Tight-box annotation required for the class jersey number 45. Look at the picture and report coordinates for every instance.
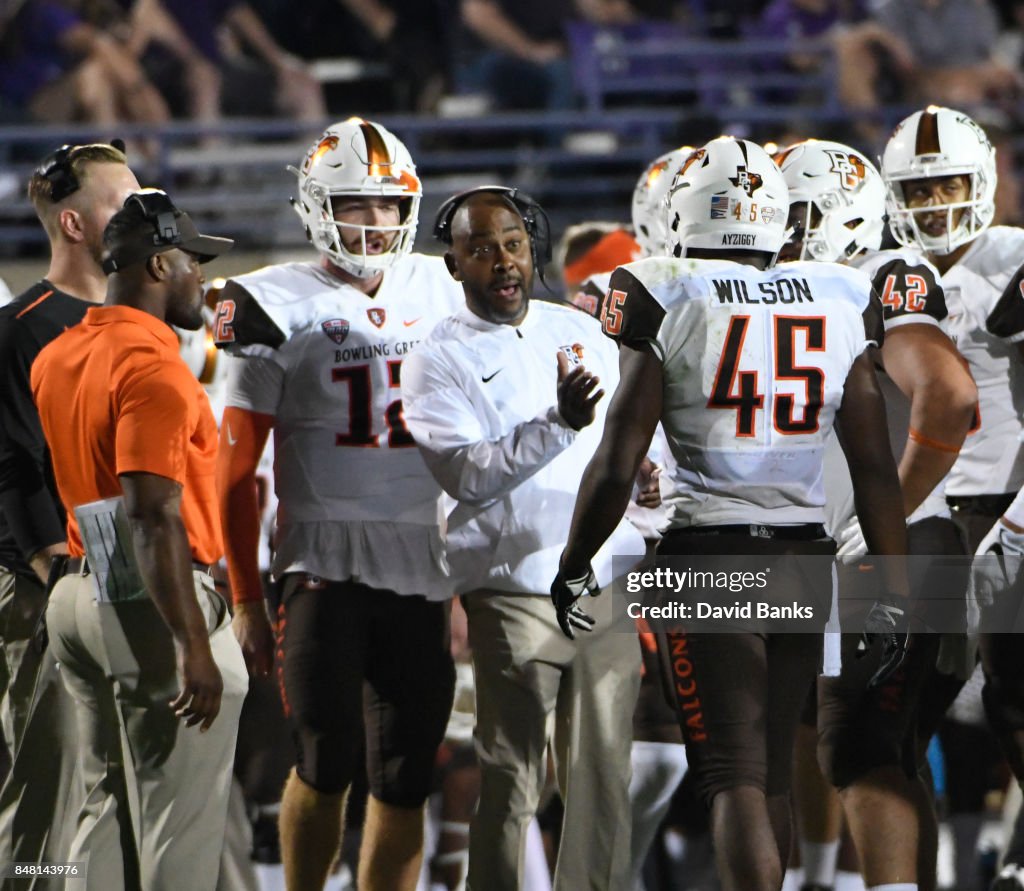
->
[708,315,826,438]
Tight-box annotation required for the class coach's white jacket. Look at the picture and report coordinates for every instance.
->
[402,301,645,595]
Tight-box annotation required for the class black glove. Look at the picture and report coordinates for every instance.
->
[859,592,909,688]
[550,565,600,640]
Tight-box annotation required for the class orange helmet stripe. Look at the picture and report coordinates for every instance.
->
[361,122,393,178]
[916,109,940,155]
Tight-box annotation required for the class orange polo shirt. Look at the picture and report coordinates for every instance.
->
[31,305,222,564]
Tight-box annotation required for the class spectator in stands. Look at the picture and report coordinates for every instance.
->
[756,0,918,146]
[0,0,170,129]
[126,0,324,123]
[836,0,1020,140]
[324,0,453,112]
[456,0,642,111]
[758,0,872,73]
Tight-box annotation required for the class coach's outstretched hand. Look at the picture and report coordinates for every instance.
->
[551,565,600,640]
[556,351,604,431]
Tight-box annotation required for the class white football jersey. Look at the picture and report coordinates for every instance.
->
[215,255,465,596]
[940,226,1024,496]
[402,300,645,594]
[604,256,879,527]
[823,247,953,539]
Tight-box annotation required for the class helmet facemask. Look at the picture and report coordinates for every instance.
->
[881,107,996,255]
[886,170,989,255]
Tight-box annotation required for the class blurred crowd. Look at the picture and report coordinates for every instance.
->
[3,0,1024,124]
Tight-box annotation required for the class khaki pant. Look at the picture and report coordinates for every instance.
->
[0,567,79,890]
[463,590,640,891]
[46,570,247,891]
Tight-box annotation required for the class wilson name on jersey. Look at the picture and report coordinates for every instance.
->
[214,257,464,525]
[604,256,878,526]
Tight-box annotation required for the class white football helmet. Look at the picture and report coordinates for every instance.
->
[881,106,996,254]
[290,118,421,278]
[667,137,789,259]
[775,139,885,262]
[631,147,691,257]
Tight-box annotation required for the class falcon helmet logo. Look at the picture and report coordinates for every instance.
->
[321,318,350,344]
[729,166,763,197]
[645,159,671,189]
[367,308,387,328]
[302,135,339,174]
[825,150,867,191]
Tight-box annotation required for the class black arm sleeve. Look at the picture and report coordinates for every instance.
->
[872,258,947,325]
[0,315,66,561]
[863,289,885,347]
[986,260,1024,341]
[213,281,287,349]
[603,267,666,348]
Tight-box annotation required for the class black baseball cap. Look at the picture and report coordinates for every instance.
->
[101,189,233,274]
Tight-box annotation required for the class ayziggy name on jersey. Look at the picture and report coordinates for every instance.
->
[712,278,813,305]
[721,233,756,246]
[334,339,420,363]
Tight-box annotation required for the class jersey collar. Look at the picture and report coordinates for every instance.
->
[455,303,537,333]
[83,304,180,349]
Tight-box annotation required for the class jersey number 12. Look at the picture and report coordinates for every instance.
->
[332,360,414,447]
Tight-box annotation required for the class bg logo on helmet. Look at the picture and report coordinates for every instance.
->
[825,151,867,191]
[729,166,763,197]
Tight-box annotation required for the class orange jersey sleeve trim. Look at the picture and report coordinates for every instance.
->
[15,290,53,319]
[217,406,274,605]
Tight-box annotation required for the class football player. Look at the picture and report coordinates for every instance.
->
[553,136,909,891]
[882,105,1024,891]
[213,118,464,891]
[631,146,693,260]
[777,138,977,891]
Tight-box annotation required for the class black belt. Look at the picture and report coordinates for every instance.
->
[946,494,1016,516]
[62,556,212,576]
[668,523,829,541]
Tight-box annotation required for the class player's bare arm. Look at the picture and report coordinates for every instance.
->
[122,471,223,731]
[835,352,909,565]
[560,342,662,577]
[880,324,977,516]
